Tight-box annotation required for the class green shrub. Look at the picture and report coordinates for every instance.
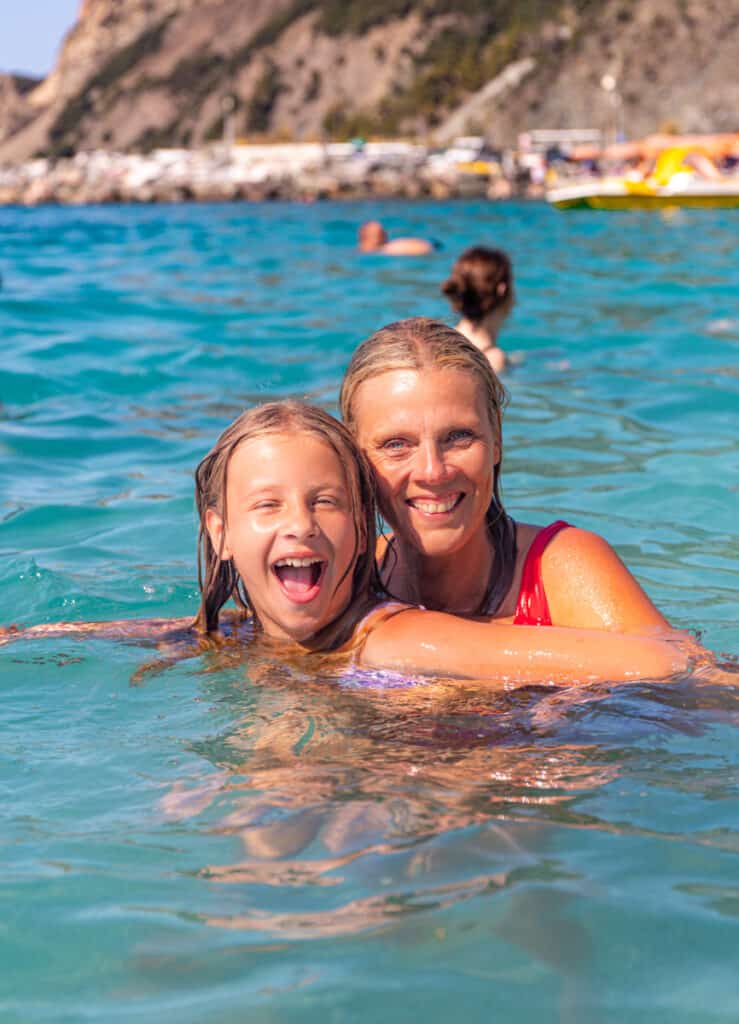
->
[47,16,174,156]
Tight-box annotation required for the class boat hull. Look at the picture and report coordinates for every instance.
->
[548,180,739,211]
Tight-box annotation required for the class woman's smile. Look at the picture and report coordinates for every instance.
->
[406,490,464,516]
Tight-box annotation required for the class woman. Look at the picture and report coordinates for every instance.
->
[441,246,514,373]
[340,317,672,633]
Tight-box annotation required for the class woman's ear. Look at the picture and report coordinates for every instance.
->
[206,508,231,560]
[496,281,508,297]
[491,433,502,467]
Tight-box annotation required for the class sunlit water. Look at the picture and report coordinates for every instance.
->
[1,200,737,1022]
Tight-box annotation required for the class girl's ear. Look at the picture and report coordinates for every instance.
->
[496,281,508,297]
[205,508,231,560]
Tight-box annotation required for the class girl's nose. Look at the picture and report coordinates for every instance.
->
[283,501,318,539]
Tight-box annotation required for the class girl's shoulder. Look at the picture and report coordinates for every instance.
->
[353,600,412,641]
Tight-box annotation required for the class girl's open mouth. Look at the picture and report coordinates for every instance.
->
[272,556,326,603]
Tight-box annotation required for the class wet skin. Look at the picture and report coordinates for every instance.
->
[352,366,500,612]
[205,433,363,643]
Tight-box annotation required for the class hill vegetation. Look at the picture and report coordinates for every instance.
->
[0,0,736,161]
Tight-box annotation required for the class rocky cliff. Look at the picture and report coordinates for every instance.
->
[0,0,737,161]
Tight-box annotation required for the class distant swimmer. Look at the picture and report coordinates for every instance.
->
[442,246,514,374]
[358,220,437,256]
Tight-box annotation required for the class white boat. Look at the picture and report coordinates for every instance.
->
[547,174,739,210]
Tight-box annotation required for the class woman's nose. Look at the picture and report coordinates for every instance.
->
[415,441,451,485]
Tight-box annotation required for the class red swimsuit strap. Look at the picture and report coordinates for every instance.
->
[513,520,572,626]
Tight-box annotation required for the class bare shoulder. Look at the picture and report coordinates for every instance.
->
[545,525,624,566]
[486,347,506,375]
[382,237,433,256]
[541,526,671,631]
[358,605,434,670]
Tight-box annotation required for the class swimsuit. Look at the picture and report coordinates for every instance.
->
[379,520,573,626]
[512,520,572,626]
[340,599,420,689]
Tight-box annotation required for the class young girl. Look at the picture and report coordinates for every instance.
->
[1,401,694,686]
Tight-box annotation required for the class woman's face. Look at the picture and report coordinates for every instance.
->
[206,431,362,642]
[351,367,499,560]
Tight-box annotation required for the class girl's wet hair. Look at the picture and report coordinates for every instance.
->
[194,401,378,649]
[340,317,516,616]
[441,246,513,324]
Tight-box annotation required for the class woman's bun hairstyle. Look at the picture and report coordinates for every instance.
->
[442,246,513,323]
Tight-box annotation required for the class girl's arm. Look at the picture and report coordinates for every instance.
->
[541,528,671,633]
[0,609,253,648]
[0,617,195,646]
[359,608,691,685]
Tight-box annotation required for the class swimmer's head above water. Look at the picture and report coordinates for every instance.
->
[340,316,515,613]
[194,401,377,646]
[358,220,436,256]
[442,246,514,324]
[358,220,389,252]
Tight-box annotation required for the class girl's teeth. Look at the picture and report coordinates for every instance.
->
[274,557,321,568]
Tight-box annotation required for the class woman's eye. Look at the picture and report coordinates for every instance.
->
[381,438,409,453]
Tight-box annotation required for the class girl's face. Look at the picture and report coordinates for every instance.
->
[206,432,363,643]
[352,367,499,560]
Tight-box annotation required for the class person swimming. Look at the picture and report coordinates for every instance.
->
[340,318,674,633]
[358,220,437,256]
[1,400,694,686]
[441,246,514,374]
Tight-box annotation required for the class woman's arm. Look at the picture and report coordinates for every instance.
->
[541,528,671,633]
[359,608,690,685]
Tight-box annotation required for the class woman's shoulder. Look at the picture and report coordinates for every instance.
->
[539,524,618,567]
[537,525,671,631]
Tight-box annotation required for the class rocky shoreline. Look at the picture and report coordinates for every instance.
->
[0,141,541,206]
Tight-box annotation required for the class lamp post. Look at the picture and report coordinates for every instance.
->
[600,74,623,145]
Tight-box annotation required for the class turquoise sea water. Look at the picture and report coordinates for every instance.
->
[1,199,737,1022]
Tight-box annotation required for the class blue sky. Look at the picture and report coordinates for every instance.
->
[0,0,80,77]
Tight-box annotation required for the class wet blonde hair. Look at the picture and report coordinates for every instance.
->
[340,317,516,615]
[194,401,379,650]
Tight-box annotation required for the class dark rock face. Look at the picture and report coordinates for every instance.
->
[0,0,737,161]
